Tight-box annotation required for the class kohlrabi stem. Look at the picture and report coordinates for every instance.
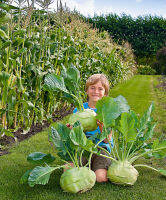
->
[133,164,159,172]
[126,141,135,160]
[63,144,76,167]
[112,130,120,160]
[75,149,79,168]
[89,148,117,162]
[80,149,84,167]
[88,152,93,170]
[107,134,116,159]
[122,134,125,161]
[97,145,112,157]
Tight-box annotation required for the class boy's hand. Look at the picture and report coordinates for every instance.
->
[66,123,73,129]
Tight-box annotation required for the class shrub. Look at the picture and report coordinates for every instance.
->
[152,46,166,75]
[137,65,156,75]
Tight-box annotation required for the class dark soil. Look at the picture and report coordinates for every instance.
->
[0,105,74,156]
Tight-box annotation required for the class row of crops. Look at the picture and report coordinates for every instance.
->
[0,4,136,137]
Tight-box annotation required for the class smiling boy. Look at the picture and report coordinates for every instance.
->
[71,74,113,182]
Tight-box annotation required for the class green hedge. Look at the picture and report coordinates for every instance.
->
[88,14,166,60]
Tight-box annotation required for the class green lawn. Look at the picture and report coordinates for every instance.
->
[0,75,166,200]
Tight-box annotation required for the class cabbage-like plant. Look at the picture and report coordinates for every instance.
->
[69,109,97,132]
[44,64,97,132]
[70,96,166,186]
[21,122,97,193]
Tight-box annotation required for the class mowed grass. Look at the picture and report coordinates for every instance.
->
[0,75,166,200]
[110,75,154,115]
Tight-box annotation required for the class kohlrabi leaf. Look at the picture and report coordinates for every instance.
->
[114,95,130,113]
[44,73,69,93]
[70,124,97,152]
[20,169,33,184]
[70,125,87,146]
[152,140,166,159]
[139,102,154,134]
[49,124,75,162]
[118,112,137,142]
[96,97,121,128]
[27,152,55,164]
[28,166,61,187]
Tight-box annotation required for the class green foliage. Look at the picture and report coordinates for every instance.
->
[27,152,55,164]
[20,122,97,192]
[88,14,166,61]
[152,46,166,75]
[70,96,166,185]
[137,65,156,75]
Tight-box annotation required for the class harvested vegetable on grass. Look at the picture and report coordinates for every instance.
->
[21,122,97,193]
[70,96,166,186]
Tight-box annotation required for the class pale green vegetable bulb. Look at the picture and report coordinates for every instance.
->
[69,109,97,132]
[60,167,96,193]
[107,161,139,185]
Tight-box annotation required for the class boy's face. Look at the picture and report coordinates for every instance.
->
[87,81,105,103]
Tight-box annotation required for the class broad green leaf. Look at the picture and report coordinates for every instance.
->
[27,152,55,164]
[28,166,61,187]
[66,64,80,84]
[49,124,75,161]
[44,74,69,93]
[63,64,80,96]
[114,95,130,113]
[49,127,62,149]
[20,169,32,184]
[96,97,121,128]
[139,102,154,133]
[70,125,87,147]
[118,112,137,142]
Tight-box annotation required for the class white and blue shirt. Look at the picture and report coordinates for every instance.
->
[73,102,113,153]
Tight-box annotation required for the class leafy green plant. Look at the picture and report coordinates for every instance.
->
[137,65,156,75]
[70,96,166,185]
[21,122,96,193]
[44,64,98,132]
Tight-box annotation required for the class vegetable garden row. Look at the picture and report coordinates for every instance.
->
[0,4,136,138]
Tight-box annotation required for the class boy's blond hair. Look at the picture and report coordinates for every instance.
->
[85,74,110,96]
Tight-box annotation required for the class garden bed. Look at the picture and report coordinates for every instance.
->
[0,105,74,156]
